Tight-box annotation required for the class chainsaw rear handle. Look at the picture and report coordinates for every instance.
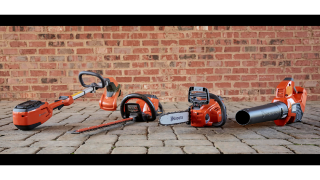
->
[120,93,157,121]
[78,71,107,89]
[209,93,227,127]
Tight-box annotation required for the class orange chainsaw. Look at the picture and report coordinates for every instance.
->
[12,71,121,130]
[235,77,307,126]
[159,87,227,127]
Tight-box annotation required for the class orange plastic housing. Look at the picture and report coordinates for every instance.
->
[190,99,222,127]
[99,77,120,111]
[13,95,74,127]
[272,79,307,126]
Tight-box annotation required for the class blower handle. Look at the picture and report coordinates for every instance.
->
[78,71,107,89]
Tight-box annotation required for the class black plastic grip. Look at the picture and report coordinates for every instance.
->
[78,71,106,89]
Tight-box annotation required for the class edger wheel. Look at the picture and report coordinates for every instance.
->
[209,93,227,127]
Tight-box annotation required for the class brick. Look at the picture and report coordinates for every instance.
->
[124,70,141,76]
[286,39,301,45]
[196,68,213,74]
[20,34,37,40]
[93,33,111,39]
[115,48,131,54]
[296,31,310,37]
[224,46,240,52]
[11,70,29,77]
[75,34,92,39]
[3,34,19,40]
[102,26,119,31]
[39,49,55,54]
[234,82,249,88]
[233,39,249,45]
[133,48,149,54]
[303,67,318,73]
[203,32,221,38]
[3,49,18,55]
[241,32,257,38]
[215,82,231,88]
[206,75,222,81]
[10,56,28,62]
[295,46,311,51]
[224,61,240,67]
[49,70,65,76]
[143,69,159,75]
[259,32,275,38]
[224,75,240,81]
[133,77,149,82]
[105,40,120,46]
[19,49,37,54]
[112,33,129,39]
[259,75,274,81]
[65,26,82,31]
[83,26,101,31]
[277,46,294,52]
[214,68,230,74]
[179,40,196,45]
[241,75,258,81]
[67,41,83,47]
[285,67,302,73]
[250,68,266,74]
[51,85,68,91]
[30,70,47,76]
[215,54,232,60]
[77,48,93,54]
[10,41,27,47]
[96,47,112,54]
[40,63,56,69]
[269,39,284,45]
[260,46,276,52]
[277,32,293,38]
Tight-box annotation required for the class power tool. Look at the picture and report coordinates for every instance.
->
[71,93,164,134]
[159,87,227,127]
[12,71,121,130]
[235,77,307,126]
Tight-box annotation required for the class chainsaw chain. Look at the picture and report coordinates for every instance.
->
[73,119,134,134]
[158,109,189,126]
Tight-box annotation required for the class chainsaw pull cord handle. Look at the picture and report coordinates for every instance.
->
[120,93,157,121]
[78,71,107,89]
[209,93,227,127]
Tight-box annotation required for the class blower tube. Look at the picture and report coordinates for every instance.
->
[235,101,288,125]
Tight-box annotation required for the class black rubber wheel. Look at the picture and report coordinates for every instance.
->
[120,93,157,121]
[209,93,227,127]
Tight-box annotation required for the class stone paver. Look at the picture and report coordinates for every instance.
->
[255,130,293,139]
[26,132,65,141]
[289,134,320,139]
[286,145,320,154]
[0,134,33,141]
[148,147,184,154]
[37,147,77,154]
[214,142,257,154]
[177,134,207,140]
[165,140,212,146]
[31,141,83,147]
[85,135,118,144]
[232,131,266,139]
[173,127,198,134]
[206,134,240,142]
[111,147,147,154]
[287,139,320,145]
[148,133,177,140]
[115,140,163,147]
[75,143,112,154]
[57,133,89,141]
[252,146,293,154]
[119,135,147,140]
[0,141,34,148]
[0,147,40,154]
[243,139,292,146]
[184,146,220,154]
[148,126,173,134]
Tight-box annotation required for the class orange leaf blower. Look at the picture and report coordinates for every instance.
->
[235,77,307,126]
[12,71,121,130]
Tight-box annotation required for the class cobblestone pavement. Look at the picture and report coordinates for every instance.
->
[1,100,320,154]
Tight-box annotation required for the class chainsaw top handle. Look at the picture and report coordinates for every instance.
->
[188,86,210,108]
[78,71,107,89]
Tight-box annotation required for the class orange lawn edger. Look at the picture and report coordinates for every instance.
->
[13,70,164,132]
[235,77,307,126]
[159,87,227,127]
[12,71,121,130]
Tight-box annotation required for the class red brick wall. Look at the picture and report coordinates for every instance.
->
[0,26,319,102]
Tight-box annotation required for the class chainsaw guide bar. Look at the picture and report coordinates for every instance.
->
[159,110,189,126]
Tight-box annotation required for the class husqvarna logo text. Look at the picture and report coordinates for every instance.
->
[171,116,183,121]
